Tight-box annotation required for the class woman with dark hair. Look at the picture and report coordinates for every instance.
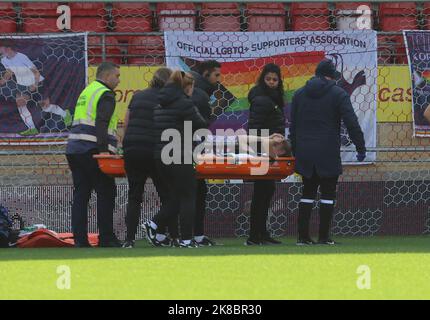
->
[246,63,286,245]
[122,67,173,248]
[145,71,208,248]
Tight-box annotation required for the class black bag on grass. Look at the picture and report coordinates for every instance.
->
[0,205,12,247]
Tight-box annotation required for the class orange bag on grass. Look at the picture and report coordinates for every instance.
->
[16,229,99,248]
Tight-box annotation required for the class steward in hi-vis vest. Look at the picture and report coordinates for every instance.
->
[66,62,122,248]
[68,80,119,153]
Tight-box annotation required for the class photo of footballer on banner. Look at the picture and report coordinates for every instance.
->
[404,30,430,137]
[0,34,87,144]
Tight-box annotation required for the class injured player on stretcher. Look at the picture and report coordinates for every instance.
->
[195,133,292,163]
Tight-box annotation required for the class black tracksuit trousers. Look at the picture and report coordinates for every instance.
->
[124,150,171,241]
[152,161,197,240]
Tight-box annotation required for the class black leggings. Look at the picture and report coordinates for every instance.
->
[152,161,197,240]
[163,178,206,239]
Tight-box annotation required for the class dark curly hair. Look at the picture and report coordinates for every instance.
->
[256,63,285,107]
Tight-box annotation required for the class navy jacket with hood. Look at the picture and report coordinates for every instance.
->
[289,76,366,178]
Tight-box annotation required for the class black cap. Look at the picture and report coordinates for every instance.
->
[315,59,341,80]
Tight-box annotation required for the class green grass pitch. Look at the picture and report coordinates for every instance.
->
[1,236,429,300]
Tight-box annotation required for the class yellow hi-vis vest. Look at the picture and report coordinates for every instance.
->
[68,81,118,153]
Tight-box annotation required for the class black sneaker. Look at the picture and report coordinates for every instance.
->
[262,236,282,245]
[244,238,263,246]
[178,240,199,248]
[143,221,158,246]
[122,240,135,249]
[317,239,338,245]
[195,236,216,246]
[296,238,317,246]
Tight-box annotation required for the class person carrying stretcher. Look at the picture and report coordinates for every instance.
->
[289,59,366,246]
[246,63,287,246]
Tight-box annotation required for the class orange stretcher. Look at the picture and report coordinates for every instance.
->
[93,154,295,180]
[195,155,295,180]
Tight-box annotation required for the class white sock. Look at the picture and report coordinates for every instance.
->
[320,199,335,205]
[150,221,158,230]
[156,234,166,242]
[182,239,191,245]
[43,104,66,117]
[194,235,204,242]
[18,105,36,129]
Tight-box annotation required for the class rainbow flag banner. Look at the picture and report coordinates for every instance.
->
[219,51,326,112]
[165,31,377,163]
[404,30,430,137]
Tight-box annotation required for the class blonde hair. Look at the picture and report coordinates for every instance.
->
[168,70,194,90]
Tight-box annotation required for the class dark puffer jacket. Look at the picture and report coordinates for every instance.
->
[123,87,160,155]
[247,85,286,135]
[153,83,208,161]
[289,76,366,178]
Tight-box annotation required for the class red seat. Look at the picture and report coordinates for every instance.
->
[423,3,430,30]
[69,3,105,16]
[22,17,59,33]
[0,20,16,33]
[379,2,417,31]
[21,2,59,33]
[246,3,285,31]
[377,35,396,65]
[71,17,107,32]
[0,2,14,10]
[127,56,165,66]
[379,2,416,15]
[112,3,152,32]
[290,3,330,31]
[377,35,408,65]
[335,2,373,30]
[378,3,416,63]
[0,3,17,33]
[200,3,241,31]
[69,3,107,32]
[21,2,58,15]
[157,3,196,31]
[128,36,165,66]
[392,35,408,65]
[87,36,123,65]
